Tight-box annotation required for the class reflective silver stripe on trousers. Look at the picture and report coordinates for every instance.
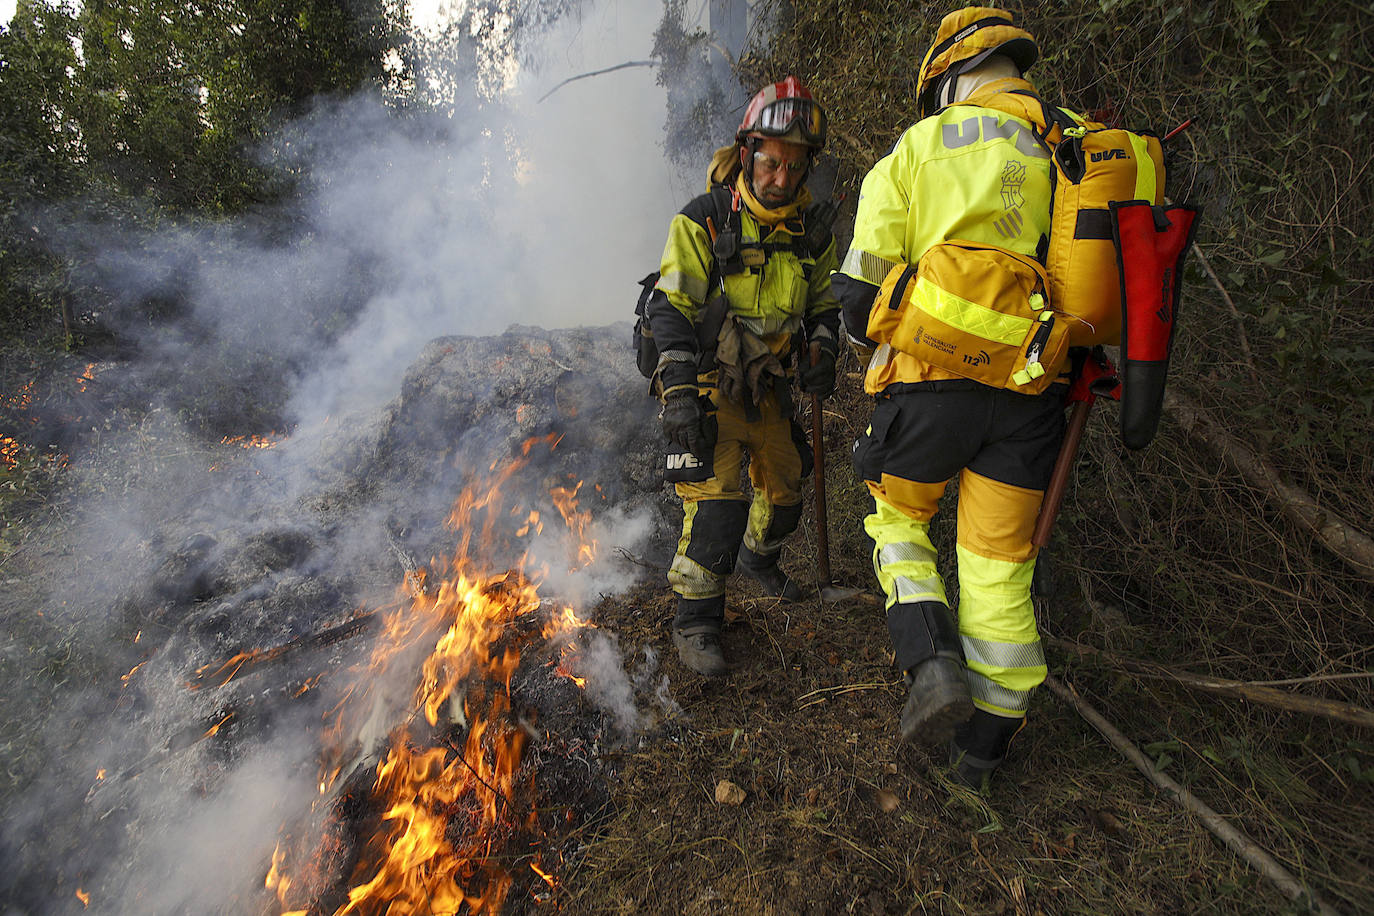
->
[879,542,935,566]
[668,554,726,600]
[894,575,943,602]
[961,634,1045,671]
[966,670,1031,713]
[877,542,943,601]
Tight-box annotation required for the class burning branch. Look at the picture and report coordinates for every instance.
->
[265,436,601,914]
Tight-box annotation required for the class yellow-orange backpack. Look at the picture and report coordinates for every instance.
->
[870,92,1168,394]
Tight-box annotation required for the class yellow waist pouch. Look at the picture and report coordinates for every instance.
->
[866,240,1070,395]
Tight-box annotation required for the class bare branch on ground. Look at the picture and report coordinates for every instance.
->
[1048,637,1374,730]
[1046,674,1343,916]
[1167,390,1374,581]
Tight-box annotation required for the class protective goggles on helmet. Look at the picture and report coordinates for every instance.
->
[747,98,827,147]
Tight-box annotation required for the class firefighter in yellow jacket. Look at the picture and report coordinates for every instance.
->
[834,8,1065,787]
[647,77,841,677]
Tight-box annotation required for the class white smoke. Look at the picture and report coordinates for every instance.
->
[567,629,642,733]
[2,2,726,913]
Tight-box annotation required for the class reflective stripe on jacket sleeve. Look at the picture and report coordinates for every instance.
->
[654,208,715,325]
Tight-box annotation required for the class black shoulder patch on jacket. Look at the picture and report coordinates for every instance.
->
[680,191,722,232]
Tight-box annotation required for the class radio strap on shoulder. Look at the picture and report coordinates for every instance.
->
[708,184,743,280]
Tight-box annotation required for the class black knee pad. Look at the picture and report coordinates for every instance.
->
[763,501,804,543]
[684,499,750,576]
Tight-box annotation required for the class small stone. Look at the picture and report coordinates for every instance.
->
[714,779,746,805]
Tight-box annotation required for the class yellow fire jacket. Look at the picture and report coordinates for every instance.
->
[837,79,1081,394]
[648,149,841,394]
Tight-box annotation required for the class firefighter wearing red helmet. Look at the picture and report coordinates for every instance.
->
[645,76,841,677]
[834,7,1088,788]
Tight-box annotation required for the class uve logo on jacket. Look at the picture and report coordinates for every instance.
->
[662,441,714,483]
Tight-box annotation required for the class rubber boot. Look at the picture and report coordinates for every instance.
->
[899,652,973,745]
[672,595,728,677]
[737,544,804,601]
[949,709,1025,789]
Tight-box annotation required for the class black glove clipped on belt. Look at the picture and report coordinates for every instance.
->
[661,386,714,459]
[800,341,838,398]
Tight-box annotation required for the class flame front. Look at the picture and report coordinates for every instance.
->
[221,432,283,449]
[271,438,595,914]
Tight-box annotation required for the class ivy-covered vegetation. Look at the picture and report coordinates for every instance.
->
[739,1,1373,910]
[0,0,409,344]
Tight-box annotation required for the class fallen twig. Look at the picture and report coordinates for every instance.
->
[1048,637,1374,729]
[795,681,890,708]
[187,611,380,690]
[1191,243,1259,385]
[1166,390,1374,582]
[613,546,667,572]
[1045,674,1342,916]
[1046,674,1344,911]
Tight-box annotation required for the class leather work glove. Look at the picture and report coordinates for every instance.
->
[661,386,714,459]
[799,342,838,398]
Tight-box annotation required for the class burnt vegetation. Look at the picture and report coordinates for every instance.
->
[2,0,1373,914]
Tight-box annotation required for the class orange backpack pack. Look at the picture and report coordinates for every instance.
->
[870,93,1167,393]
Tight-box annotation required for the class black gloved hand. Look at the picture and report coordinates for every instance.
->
[661,387,712,459]
[800,343,838,398]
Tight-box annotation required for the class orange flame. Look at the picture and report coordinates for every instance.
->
[190,650,255,690]
[75,888,90,907]
[1,380,35,410]
[121,661,146,686]
[270,436,599,913]
[0,436,21,468]
[221,433,283,449]
[203,713,234,739]
[550,480,597,569]
[0,435,67,472]
[530,861,558,889]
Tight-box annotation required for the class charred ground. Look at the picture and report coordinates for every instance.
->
[5,324,1368,914]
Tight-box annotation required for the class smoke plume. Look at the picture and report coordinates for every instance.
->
[0,1,725,912]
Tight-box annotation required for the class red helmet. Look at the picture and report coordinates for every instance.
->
[736,76,827,149]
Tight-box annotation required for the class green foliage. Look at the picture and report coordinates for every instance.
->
[0,0,411,347]
[652,1,731,170]
[72,0,410,212]
[0,1,83,342]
